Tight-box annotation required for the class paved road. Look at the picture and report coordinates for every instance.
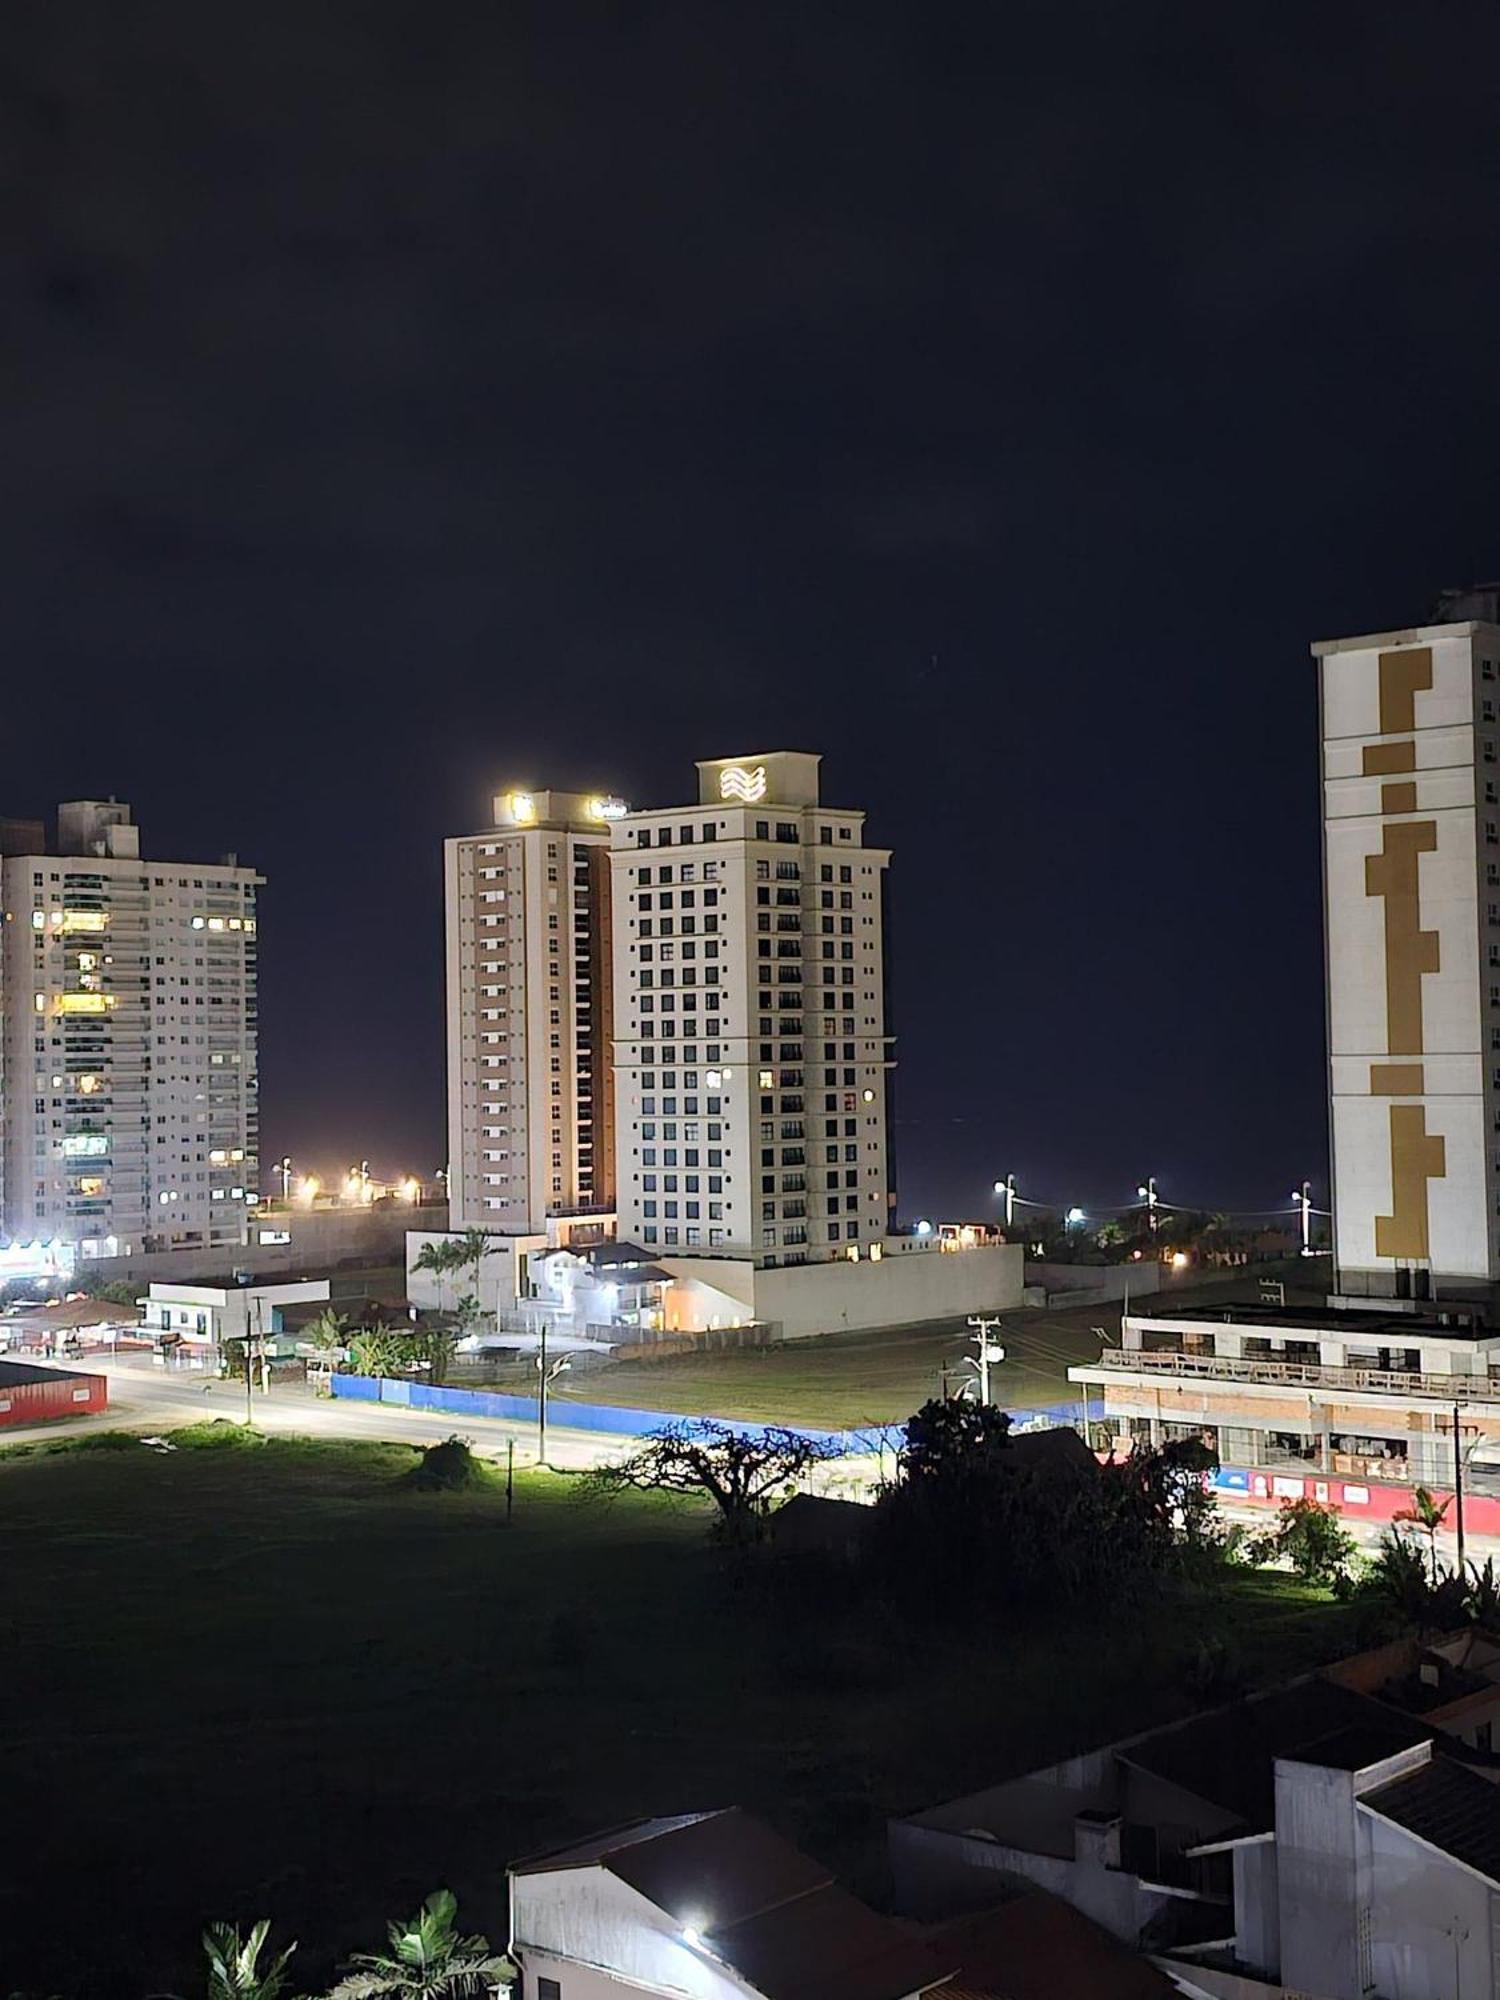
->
[0,1354,635,1472]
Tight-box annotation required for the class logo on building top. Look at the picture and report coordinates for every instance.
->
[719,764,768,803]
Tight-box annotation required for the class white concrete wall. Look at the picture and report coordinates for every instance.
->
[512,1867,741,2000]
[1231,1841,1278,1979]
[1363,1810,1499,2000]
[404,1229,521,1312]
[657,1242,1021,1339]
[756,1243,1023,1339]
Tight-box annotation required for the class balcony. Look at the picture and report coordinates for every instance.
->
[1089,1347,1500,1405]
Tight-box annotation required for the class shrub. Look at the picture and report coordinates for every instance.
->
[173,1420,269,1451]
[40,1429,139,1455]
[1246,1498,1358,1584]
[402,1435,489,1492]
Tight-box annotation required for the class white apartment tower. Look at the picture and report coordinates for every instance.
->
[445,789,623,1233]
[1317,588,1500,1302]
[0,801,261,1257]
[609,752,894,1267]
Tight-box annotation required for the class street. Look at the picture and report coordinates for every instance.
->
[0,1353,636,1473]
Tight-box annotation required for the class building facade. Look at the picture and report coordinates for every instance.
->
[1317,599,1500,1301]
[1070,1301,1500,1529]
[0,801,260,1259]
[608,752,893,1267]
[893,1676,1500,1999]
[444,789,623,1234]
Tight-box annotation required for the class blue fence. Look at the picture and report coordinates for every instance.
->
[329,1374,1100,1457]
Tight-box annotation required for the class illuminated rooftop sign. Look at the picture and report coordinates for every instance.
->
[719,764,768,803]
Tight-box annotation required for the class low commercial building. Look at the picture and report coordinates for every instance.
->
[0,1358,107,1427]
[891,1675,1500,1998]
[1070,1301,1500,1533]
[140,1277,330,1354]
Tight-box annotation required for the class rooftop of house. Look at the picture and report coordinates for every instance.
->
[923,1892,1185,2000]
[1362,1756,1500,1884]
[1125,1301,1497,1343]
[0,1357,103,1388]
[1117,1683,1432,1837]
[513,1808,952,2000]
[907,1678,1437,1852]
[1003,1426,1099,1481]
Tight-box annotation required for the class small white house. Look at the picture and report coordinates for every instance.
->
[140,1278,330,1352]
[509,1808,954,2000]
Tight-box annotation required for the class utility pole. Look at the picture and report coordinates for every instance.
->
[536,1321,572,1468]
[1136,1177,1159,1234]
[966,1315,1006,1406]
[992,1174,1016,1231]
[538,1318,549,1466]
[1292,1180,1312,1256]
[1454,1401,1465,1577]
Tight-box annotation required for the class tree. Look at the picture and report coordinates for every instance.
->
[1247,1497,1358,1584]
[587,1420,842,1547]
[1394,1484,1451,1581]
[323,1888,512,2000]
[349,1325,411,1379]
[202,1920,296,2000]
[409,1319,460,1386]
[305,1307,351,1352]
[898,1397,1012,1480]
[411,1239,468,1316]
[449,1228,500,1311]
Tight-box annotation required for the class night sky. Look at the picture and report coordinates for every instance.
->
[11,5,1500,1224]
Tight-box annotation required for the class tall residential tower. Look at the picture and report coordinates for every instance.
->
[0,801,261,1258]
[1317,591,1500,1302]
[444,789,622,1233]
[608,752,893,1266]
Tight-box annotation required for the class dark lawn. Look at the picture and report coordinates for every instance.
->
[0,1430,1361,1997]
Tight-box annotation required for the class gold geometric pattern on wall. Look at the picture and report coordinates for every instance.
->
[1373,1103,1446,1260]
[1364,821,1439,1056]
[1359,645,1444,1264]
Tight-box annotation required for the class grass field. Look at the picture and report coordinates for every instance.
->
[1,1426,1362,1997]
[555,1303,1114,1428]
[546,1268,1322,1430]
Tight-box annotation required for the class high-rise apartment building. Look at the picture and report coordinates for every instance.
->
[1317,589,1500,1302]
[445,789,623,1233]
[608,752,893,1267]
[0,801,261,1258]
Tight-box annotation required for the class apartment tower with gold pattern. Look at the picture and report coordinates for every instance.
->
[1316,586,1500,1303]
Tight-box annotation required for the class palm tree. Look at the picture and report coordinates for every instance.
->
[451,1228,500,1310]
[412,1239,467,1316]
[323,1889,512,2000]
[202,1920,296,2000]
[1394,1483,1451,1582]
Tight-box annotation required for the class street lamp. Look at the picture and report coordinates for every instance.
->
[1136,1177,1159,1234]
[992,1174,1016,1230]
[1291,1180,1313,1256]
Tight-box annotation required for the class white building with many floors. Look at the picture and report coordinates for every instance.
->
[608,751,894,1270]
[445,788,624,1236]
[1317,587,1500,1304]
[0,800,260,1260]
